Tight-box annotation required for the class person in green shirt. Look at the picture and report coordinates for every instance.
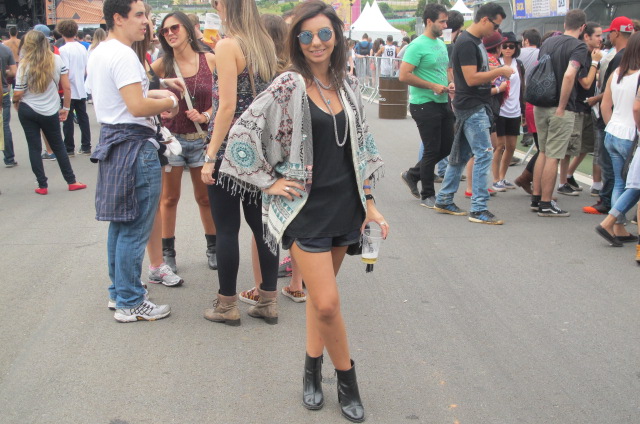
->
[399,3,454,208]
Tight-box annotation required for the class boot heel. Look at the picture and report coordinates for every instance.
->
[303,354,324,410]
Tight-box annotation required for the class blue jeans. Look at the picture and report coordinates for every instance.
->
[436,108,492,213]
[2,92,15,164]
[107,143,161,308]
[596,126,613,209]
[610,188,640,220]
[604,132,634,210]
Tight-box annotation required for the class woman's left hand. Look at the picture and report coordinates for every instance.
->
[186,109,206,124]
[361,204,389,239]
[59,109,69,122]
[201,161,216,185]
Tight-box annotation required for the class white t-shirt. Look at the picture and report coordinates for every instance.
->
[15,55,67,116]
[499,58,521,118]
[86,39,154,129]
[59,41,88,99]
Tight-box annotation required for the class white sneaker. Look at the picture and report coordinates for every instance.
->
[108,281,149,309]
[114,300,171,322]
[148,263,184,287]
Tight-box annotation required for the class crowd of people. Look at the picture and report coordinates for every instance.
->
[398,4,640,262]
[1,0,639,422]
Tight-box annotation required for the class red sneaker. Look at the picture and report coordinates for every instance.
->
[465,189,496,198]
[583,202,608,215]
[68,182,87,191]
[35,187,48,195]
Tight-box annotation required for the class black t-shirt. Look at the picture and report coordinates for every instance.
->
[575,53,596,113]
[284,99,364,238]
[451,31,491,110]
[538,34,588,112]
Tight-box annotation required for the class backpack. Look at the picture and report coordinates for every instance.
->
[524,53,556,107]
[357,41,370,56]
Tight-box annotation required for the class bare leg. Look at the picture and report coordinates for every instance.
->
[532,151,547,196]
[492,134,505,182]
[286,255,304,292]
[189,167,216,235]
[499,135,517,181]
[294,244,351,370]
[160,166,183,238]
[558,155,570,186]
[465,157,474,193]
[567,152,588,176]
[541,156,559,202]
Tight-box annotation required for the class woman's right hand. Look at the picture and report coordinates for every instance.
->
[263,178,305,201]
[201,162,216,185]
[162,78,186,92]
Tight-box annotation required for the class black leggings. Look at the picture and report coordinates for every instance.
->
[208,161,279,296]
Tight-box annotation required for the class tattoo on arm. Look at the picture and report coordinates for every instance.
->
[569,60,580,70]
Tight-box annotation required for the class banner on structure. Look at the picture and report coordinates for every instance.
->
[513,0,569,20]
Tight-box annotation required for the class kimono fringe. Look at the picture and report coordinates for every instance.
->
[217,173,260,205]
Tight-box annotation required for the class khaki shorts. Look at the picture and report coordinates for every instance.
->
[533,106,576,159]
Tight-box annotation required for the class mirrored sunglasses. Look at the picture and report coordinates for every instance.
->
[159,23,181,37]
[297,27,333,45]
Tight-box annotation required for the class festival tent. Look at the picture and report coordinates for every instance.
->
[449,0,474,22]
[349,0,402,42]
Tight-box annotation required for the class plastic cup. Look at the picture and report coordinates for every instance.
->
[361,228,383,265]
[203,13,221,41]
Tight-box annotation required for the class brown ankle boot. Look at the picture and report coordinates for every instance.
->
[247,288,278,325]
[204,294,241,326]
[515,169,533,194]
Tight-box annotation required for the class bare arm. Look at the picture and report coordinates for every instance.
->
[600,75,614,125]
[556,61,580,116]
[59,73,71,122]
[633,86,640,129]
[119,82,176,117]
[461,64,513,87]
[398,61,448,94]
[578,64,598,90]
[5,64,16,79]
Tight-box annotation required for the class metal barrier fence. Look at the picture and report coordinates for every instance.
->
[353,56,404,104]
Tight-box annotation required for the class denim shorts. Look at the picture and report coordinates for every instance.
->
[282,229,361,253]
[168,135,206,168]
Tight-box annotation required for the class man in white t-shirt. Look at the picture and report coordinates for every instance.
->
[57,19,91,155]
[87,0,179,323]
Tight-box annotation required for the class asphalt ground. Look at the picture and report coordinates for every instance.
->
[1,102,639,424]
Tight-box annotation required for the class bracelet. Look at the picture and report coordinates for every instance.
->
[169,95,178,109]
[62,106,70,111]
[363,185,371,189]
[365,194,375,202]
[159,78,167,88]
[202,111,211,123]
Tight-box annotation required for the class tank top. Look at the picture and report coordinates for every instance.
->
[210,67,271,159]
[605,69,640,141]
[163,53,213,135]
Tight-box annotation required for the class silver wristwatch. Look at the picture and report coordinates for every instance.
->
[204,154,216,163]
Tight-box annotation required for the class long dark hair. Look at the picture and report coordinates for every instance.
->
[132,3,153,65]
[158,11,203,77]
[261,14,289,74]
[288,0,347,88]
[617,32,640,84]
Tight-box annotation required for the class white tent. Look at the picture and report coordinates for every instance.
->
[449,0,474,22]
[350,0,402,42]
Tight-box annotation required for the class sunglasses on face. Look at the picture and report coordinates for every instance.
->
[502,43,516,49]
[159,23,181,37]
[297,27,333,45]
[488,18,500,30]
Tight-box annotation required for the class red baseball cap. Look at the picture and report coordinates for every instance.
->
[603,16,634,33]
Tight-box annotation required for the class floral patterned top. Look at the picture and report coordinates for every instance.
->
[208,67,270,159]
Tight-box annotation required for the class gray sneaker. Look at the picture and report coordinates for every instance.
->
[148,263,184,287]
[420,196,436,209]
[114,300,171,322]
[108,283,149,309]
[401,171,420,198]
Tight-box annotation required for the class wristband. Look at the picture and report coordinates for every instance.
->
[62,106,70,111]
[169,95,178,109]
[365,194,375,202]
[363,185,371,189]
[591,61,598,67]
[202,111,211,123]
[159,78,168,88]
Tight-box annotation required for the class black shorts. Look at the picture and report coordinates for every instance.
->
[496,116,521,137]
[281,229,360,253]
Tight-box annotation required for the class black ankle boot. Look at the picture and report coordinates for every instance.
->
[162,237,177,272]
[303,353,324,410]
[336,360,364,423]
[205,234,217,270]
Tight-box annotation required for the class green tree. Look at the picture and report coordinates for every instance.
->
[379,2,393,18]
[416,0,452,18]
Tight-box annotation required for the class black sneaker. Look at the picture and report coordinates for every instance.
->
[530,199,539,212]
[434,202,467,216]
[4,161,18,168]
[66,151,76,157]
[401,171,420,199]
[468,210,504,225]
[566,176,582,191]
[538,201,570,217]
[557,183,579,196]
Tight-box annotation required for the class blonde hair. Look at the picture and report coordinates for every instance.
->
[90,28,107,51]
[222,0,277,82]
[19,30,55,94]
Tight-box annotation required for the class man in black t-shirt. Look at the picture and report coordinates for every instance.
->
[434,2,514,225]
[531,9,588,217]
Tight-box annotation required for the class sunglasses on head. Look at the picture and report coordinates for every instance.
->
[159,23,181,37]
[502,43,516,49]
[297,27,333,45]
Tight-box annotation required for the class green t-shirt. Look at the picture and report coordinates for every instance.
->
[402,35,449,104]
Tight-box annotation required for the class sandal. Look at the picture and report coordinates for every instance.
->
[238,287,260,305]
[281,286,306,303]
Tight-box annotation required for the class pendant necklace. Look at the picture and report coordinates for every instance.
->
[314,76,348,147]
